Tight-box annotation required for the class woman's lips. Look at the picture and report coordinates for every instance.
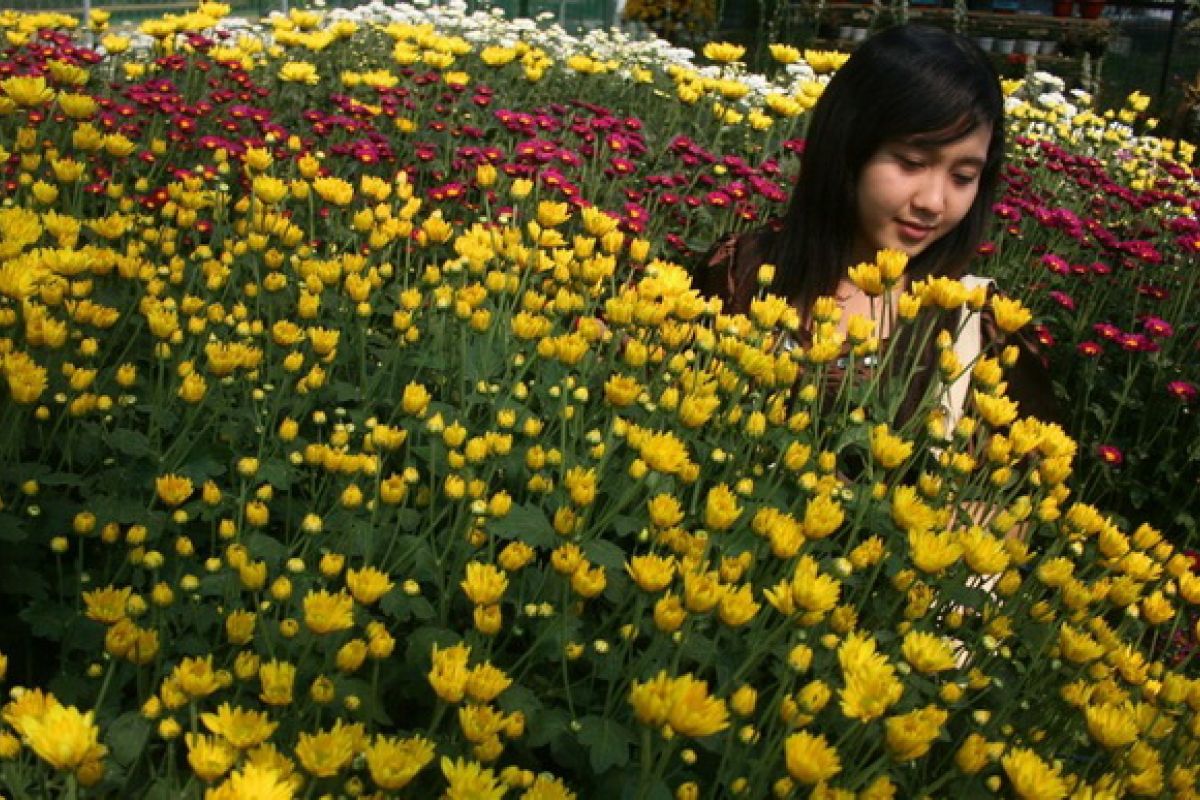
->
[896,220,935,242]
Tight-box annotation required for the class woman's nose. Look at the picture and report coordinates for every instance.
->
[912,173,947,217]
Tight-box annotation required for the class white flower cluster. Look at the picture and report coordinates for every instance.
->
[100,1,885,118]
[314,0,821,108]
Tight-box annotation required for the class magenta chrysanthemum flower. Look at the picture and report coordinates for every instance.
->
[1167,381,1198,403]
[1141,316,1174,338]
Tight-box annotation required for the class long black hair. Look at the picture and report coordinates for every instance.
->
[765,24,1005,313]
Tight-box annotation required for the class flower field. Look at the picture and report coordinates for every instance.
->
[1,2,1199,797]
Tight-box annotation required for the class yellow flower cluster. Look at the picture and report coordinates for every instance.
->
[0,7,1198,799]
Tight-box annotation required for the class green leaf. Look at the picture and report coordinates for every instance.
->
[181,452,225,482]
[39,472,86,488]
[0,462,49,483]
[106,428,153,458]
[406,539,441,583]
[91,494,151,525]
[332,380,364,403]
[525,707,570,748]
[403,626,461,668]
[199,571,238,597]
[0,563,46,599]
[408,597,436,621]
[577,715,634,773]
[618,774,672,800]
[583,539,627,570]
[105,712,151,767]
[0,513,26,544]
[679,631,717,665]
[464,336,506,383]
[498,684,541,717]
[488,503,557,548]
[20,600,70,640]
[244,532,288,564]
[257,458,295,490]
[142,780,178,800]
[148,403,179,431]
[393,509,421,533]
[379,591,435,623]
[608,515,644,539]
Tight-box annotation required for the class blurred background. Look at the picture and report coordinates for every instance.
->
[1,0,1196,139]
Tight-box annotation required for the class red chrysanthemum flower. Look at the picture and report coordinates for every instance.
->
[1096,444,1124,466]
[1167,381,1197,403]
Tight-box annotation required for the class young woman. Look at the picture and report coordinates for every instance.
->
[695,24,1056,425]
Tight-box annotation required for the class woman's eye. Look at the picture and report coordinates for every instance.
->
[895,155,924,169]
[952,173,979,186]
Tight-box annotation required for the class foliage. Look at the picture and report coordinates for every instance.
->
[981,72,1200,541]
[0,5,1199,799]
[621,0,719,47]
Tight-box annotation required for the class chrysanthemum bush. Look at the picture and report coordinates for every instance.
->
[977,73,1200,541]
[1,4,1200,798]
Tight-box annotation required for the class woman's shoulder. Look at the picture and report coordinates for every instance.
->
[692,227,776,314]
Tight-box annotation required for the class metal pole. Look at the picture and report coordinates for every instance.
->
[1158,0,1184,102]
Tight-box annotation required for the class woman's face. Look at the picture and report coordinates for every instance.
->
[851,125,992,264]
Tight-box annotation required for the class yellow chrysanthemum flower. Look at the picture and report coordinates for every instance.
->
[21,703,104,771]
[626,554,676,593]
[186,732,237,783]
[206,763,295,800]
[838,633,904,722]
[900,631,957,674]
[295,720,361,777]
[200,703,278,750]
[1001,747,1068,800]
[278,61,319,85]
[702,41,745,63]
[346,566,394,605]
[441,756,506,800]
[429,642,472,704]
[989,294,1034,333]
[769,43,801,64]
[784,730,841,784]
[885,705,949,761]
[1084,702,1139,750]
[364,734,435,790]
[1,75,55,107]
[461,562,508,606]
[790,555,841,614]
[302,590,355,634]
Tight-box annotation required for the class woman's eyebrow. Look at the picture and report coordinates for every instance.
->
[951,155,987,169]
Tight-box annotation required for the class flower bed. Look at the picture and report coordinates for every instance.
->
[0,3,1199,798]
[978,74,1200,540]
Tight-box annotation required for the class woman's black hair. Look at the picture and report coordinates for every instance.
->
[764,24,1005,313]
